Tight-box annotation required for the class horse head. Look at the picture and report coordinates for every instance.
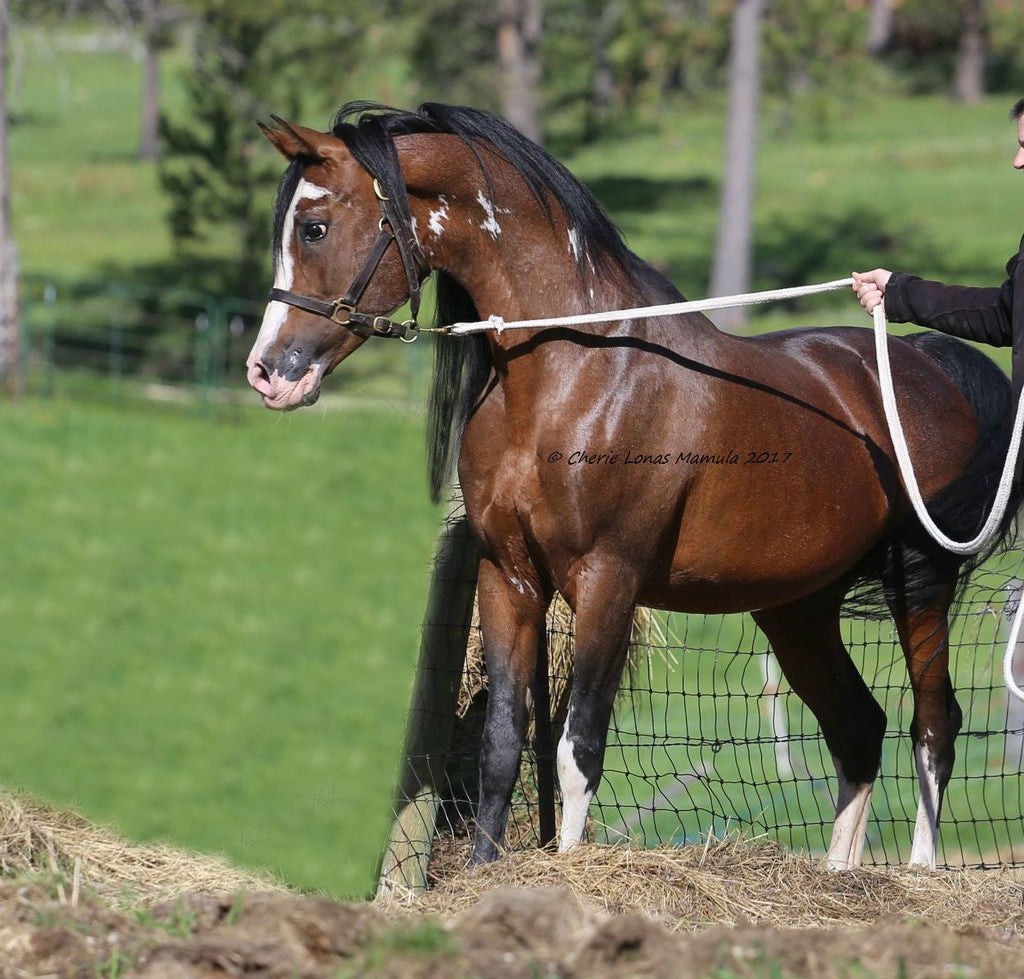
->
[246,118,426,410]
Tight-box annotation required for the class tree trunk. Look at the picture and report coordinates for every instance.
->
[584,1,619,141]
[138,0,161,161]
[0,0,19,398]
[709,0,763,332]
[953,0,986,104]
[498,0,543,144]
[866,0,894,56]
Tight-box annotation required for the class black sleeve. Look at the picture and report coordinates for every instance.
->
[883,253,1016,348]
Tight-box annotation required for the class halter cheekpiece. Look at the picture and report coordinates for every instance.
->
[269,178,428,342]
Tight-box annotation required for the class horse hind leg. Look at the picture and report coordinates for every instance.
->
[886,581,961,870]
[752,592,887,870]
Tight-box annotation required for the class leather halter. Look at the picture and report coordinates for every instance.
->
[269,179,428,341]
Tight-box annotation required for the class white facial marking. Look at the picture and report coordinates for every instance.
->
[826,758,873,871]
[476,190,503,241]
[557,717,593,851]
[428,196,450,238]
[250,178,330,363]
[908,742,940,869]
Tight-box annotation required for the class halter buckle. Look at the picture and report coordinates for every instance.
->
[329,300,355,326]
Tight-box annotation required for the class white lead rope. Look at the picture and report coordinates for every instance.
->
[447,277,857,335]
[451,276,1024,701]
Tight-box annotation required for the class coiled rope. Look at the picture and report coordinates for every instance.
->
[449,277,1024,701]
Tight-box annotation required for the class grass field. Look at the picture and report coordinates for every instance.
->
[6,21,1024,896]
[0,396,440,897]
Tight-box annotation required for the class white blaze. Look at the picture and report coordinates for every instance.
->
[250,179,331,362]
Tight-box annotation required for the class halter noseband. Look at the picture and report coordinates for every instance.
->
[269,178,428,342]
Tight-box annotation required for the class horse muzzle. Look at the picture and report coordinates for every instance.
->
[246,348,324,411]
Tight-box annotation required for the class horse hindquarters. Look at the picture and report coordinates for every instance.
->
[752,592,887,870]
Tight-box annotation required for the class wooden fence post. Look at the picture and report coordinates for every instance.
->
[376,492,480,896]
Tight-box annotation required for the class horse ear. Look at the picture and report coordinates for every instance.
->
[258,118,308,160]
[259,117,348,165]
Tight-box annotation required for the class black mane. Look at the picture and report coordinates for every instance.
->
[330,101,641,286]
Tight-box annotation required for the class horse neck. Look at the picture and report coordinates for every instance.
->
[403,137,719,367]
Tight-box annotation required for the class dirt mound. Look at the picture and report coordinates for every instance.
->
[2,792,1023,977]
[2,881,1023,978]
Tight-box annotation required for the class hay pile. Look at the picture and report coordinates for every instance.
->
[0,791,283,906]
[400,837,1024,938]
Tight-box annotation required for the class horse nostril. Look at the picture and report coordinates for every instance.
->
[247,358,273,393]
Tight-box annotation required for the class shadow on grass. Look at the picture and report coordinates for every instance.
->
[585,175,717,217]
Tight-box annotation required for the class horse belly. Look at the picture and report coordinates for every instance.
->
[642,463,890,614]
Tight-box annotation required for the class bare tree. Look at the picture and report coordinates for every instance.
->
[103,0,175,161]
[866,0,894,55]
[0,0,19,398]
[953,0,986,104]
[709,0,764,332]
[498,0,543,144]
[137,0,161,160]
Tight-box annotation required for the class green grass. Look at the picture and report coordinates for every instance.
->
[0,397,439,896]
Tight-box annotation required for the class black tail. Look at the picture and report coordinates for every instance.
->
[860,332,1021,616]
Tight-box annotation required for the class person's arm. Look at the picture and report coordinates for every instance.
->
[884,271,1013,347]
[853,251,1017,348]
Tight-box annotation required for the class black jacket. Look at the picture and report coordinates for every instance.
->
[884,234,1024,403]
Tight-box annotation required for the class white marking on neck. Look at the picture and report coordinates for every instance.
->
[568,227,581,263]
[428,196,450,238]
[250,178,330,363]
[557,716,592,851]
[476,190,503,240]
[908,741,940,869]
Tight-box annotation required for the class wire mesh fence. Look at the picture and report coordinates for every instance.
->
[381,501,1024,892]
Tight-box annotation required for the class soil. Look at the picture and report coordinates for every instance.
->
[2,794,1022,978]
[3,880,1023,978]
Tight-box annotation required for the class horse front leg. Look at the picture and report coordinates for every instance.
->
[470,556,550,864]
[889,593,961,870]
[557,568,638,851]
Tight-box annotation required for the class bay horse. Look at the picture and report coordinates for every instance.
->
[246,102,1019,870]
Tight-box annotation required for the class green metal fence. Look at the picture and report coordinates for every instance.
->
[18,275,430,412]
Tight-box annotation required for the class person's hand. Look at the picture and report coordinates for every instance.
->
[852,269,892,314]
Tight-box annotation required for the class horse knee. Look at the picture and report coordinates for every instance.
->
[825,694,887,786]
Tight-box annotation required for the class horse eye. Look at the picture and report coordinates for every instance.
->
[300,221,328,243]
